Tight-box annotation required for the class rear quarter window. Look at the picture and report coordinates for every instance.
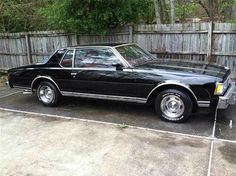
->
[60,50,74,67]
[47,50,66,65]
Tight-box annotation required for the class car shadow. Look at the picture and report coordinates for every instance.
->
[0,93,215,137]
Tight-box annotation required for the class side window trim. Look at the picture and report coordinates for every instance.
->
[72,49,76,68]
[59,49,75,68]
[59,50,68,67]
[111,47,130,68]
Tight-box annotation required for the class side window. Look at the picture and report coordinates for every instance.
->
[60,50,74,67]
[74,48,123,68]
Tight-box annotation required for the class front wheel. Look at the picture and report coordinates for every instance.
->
[155,89,193,123]
[36,81,60,107]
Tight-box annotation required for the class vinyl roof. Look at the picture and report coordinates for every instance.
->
[86,43,127,47]
[64,43,134,50]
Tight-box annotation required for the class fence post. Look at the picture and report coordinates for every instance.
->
[76,33,79,46]
[128,25,133,43]
[25,33,33,64]
[207,21,213,63]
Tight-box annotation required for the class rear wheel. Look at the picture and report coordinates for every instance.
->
[36,81,60,107]
[155,89,193,123]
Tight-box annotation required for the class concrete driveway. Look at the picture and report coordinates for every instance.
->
[0,87,236,176]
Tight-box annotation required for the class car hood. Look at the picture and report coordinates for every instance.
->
[135,60,230,83]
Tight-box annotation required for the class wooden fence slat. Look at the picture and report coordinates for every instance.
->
[25,34,32,64]
[207,22,213,62]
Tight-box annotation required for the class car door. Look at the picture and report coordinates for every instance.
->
[69,47,145,98]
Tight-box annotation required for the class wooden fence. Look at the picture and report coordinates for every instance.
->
[0,22,236,78]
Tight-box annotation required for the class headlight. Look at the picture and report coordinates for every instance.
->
[215,83,224,95]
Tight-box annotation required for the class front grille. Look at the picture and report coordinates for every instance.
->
[223,76,232,94]
[225,76,231,88]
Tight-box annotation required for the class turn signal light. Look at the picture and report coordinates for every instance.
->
[215,83,223,95]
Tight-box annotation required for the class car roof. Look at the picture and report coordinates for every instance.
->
[60,43,134,50]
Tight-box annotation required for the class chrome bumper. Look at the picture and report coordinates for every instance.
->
[217,82,236,109]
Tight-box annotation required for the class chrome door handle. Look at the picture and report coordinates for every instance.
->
[71,73,77,76]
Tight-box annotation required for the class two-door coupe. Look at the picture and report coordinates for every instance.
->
[7,43,236,122]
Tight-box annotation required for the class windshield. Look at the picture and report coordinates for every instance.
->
[115,44,155,66]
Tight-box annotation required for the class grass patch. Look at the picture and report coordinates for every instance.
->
[0,72,7,77]
[116,123,129,129]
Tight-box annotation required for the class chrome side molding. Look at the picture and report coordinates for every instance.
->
[197,101,210,108]
[61,91,147,104]
[23,89,33,95]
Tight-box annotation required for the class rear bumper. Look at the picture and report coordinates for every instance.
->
[217,82,236,109]
[5,81,10,87]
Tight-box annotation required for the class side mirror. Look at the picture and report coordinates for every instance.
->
[112,63,123,71]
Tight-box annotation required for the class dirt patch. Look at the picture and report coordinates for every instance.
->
[218,142,236,165]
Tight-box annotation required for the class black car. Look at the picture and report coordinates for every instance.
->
[6,43,236,122]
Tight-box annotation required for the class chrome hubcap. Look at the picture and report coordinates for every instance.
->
[160,95,185,119]
[38,86,54,104]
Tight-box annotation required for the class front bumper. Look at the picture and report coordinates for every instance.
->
[217,82,236,109]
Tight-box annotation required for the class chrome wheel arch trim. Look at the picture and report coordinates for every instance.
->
[147,80,198,105]
[31,76,61,92]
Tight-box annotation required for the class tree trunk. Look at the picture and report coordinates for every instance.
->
[233,3,236,20]
[197,0,210,17]
[170,0,175,23]
[159,0,164,23]
[224,0,235,21]
[208,0,214,20]
[153,0,161,24]
[162,0,170,23]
